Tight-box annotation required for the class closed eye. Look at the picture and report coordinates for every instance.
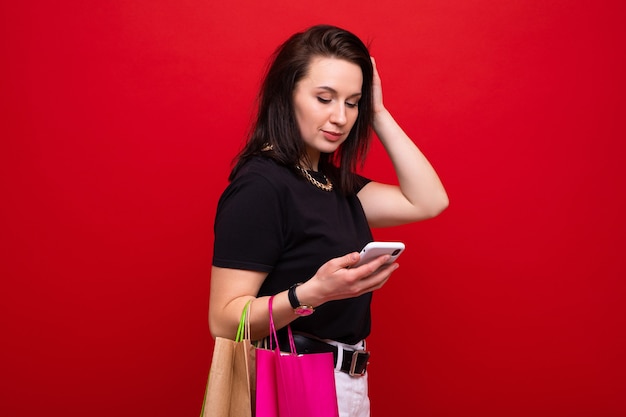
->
[317,96,359,108]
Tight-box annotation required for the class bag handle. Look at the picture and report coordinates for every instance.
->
[267,295,297,354]
[245,300,251,340]
[235,300,252,343]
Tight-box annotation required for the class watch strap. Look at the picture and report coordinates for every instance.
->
[288,283,315,315]
[288,283,303,309]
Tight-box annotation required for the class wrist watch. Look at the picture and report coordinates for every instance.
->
[288,283,315,316]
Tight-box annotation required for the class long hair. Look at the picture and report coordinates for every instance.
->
[229,24,374,194]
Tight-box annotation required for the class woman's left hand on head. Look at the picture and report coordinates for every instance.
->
[370,57,385,114]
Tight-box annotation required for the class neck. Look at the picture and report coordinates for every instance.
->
[301,152,320,171]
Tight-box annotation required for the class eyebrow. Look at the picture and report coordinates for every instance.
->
[316,86,362,99]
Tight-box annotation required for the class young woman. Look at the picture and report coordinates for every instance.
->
[209,24,448,416]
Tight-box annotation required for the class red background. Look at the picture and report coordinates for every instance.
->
[2,1,625,416]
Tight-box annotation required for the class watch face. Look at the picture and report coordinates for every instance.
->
[294,306,314,316]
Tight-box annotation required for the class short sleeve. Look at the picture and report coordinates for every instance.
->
[212,172,285,272]
[354,174,371,193]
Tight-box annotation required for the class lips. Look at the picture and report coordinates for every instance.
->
[321,130,343,141]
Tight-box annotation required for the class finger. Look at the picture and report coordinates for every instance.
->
[370,56,380,78]
[369,254,392,269]
[359,266,396,293]
[341,252,360,268]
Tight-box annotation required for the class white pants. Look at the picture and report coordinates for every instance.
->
[326,339,371,417]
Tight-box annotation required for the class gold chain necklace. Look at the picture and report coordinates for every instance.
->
[296,166,333,192]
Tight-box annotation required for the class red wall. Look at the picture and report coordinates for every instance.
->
[2,1,625,416]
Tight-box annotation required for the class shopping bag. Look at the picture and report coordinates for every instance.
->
[200,301,255,417]
[256,296,339,417]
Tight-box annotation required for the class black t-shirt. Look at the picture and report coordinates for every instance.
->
[212,156,374,344]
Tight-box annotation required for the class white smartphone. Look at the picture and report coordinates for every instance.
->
[352,241,405,268]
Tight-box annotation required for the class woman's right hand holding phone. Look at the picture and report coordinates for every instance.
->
[293,251,399,308]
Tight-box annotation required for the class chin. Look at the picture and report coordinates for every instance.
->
[318,141,344,153]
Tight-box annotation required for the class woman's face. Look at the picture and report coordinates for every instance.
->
[293,56,363,168]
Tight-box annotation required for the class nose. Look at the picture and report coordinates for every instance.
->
[329,103,347,126]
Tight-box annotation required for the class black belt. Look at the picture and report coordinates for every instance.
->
[278,333,370,376]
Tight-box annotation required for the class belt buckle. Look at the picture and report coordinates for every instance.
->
[349,350,370,376]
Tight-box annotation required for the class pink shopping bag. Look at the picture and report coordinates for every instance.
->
[255,296,339,417]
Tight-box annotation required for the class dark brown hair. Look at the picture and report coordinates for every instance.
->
[229,24,374,193]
